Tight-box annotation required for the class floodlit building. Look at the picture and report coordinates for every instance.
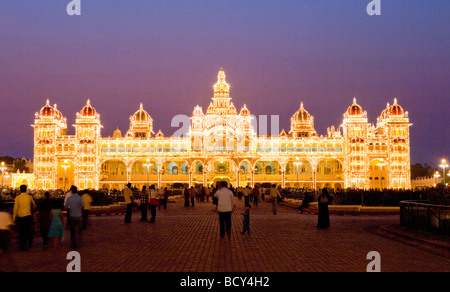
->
[26,68,412,191]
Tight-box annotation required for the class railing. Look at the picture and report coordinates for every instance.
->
[400,200,450,236]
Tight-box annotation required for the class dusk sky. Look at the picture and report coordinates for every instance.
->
[0,0,448,166]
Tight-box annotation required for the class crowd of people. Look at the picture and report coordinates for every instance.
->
[0,185,93,254]
[1,182,449,254]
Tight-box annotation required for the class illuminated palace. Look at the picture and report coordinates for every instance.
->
[27,68,412,191]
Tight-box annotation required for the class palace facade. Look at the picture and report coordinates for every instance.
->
[26,68,412,191]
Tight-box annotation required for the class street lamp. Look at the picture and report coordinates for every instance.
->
[439,159,448,186]
[61,160,71,193]
[434,171,441,186]
[377,161,386,190]
[0,162,7,195]
[143,159,153,188]
[293,161,303,189]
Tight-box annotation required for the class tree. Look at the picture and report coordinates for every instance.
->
[411,163,434,180]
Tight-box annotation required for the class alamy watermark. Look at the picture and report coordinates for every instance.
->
[66,251,81,272]
[367,0,382,16]
[67,0,81,16]
[66,1,382,16]
[366,251,381,272]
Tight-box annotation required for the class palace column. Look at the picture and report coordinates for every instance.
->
[126,164,132,184]
[281,170,286,188]
[158,170,162,188]
[250,170,255,188]
[203,170,207,187]
[189,170,193,188]
[236,169,240,187]
[313,169,317,191]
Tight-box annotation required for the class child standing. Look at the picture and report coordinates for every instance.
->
[47,200,65,250]
[241,204,251,235]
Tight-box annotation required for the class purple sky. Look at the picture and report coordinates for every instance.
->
[0,0,449,166]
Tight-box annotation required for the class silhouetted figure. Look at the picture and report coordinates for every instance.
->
[317,188,333,229]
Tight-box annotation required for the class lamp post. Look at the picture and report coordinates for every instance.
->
[0,162,7,195]
[377,161,386,190]
[434,171,441,186]
[143,159,152,188]
[293,161,303,189]
[61,160,71,193]
[439,159,448,186]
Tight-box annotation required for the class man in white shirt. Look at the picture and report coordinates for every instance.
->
[214,182,235,240]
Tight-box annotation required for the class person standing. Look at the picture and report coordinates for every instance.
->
[184,187,190,207]
[123,183,133,224]
[252,186,260,207]
[189,187,196,207]
[64,188,74,230]
[13,185,36,251]
[38,191,52,250]
[157,187,165,210]
[64,186,84,249]
[162,187,169,210]
[269,184,282,215]
[241,204,251,236]
[148,185,158,223]
[81,191,93,230]
[317,188,333,229]
[214,181,235,240]
[237,186,244,201]
[139,186,149,222]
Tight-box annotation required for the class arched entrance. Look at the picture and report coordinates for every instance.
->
[162,159,189,187]
[100,159,127,189]
[206,159,237,188]
[369,159,387,190]
[316,159,344,190]
[131,159,158,188]
[57,160,75,191]
[253,160,282,187]
[285,159,313,189]
[212,177,231,188]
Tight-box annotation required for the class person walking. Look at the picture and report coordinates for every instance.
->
[64,186,84,249]
[47,200,65,250]
[205,187,211,202]
[123,183,133,224]
[214,181,235,240]
[243,186,251,206]
[317,188,333,229]
[148,185,158,223]
[38,191,52,250]
[81,190,93,230]
[269,184,282,215]
[0,203,14,255]
[139,186,149,222]
[13,185,36,251]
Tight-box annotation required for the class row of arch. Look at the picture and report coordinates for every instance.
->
[96,157,345,176]
[52,157,393,190]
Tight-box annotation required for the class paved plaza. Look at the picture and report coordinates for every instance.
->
[1,198,449,272]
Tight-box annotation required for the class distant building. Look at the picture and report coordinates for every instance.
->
[411,176,442,189]
[29,68,412,191]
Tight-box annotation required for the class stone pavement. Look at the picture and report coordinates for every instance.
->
[1,198,449,272]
